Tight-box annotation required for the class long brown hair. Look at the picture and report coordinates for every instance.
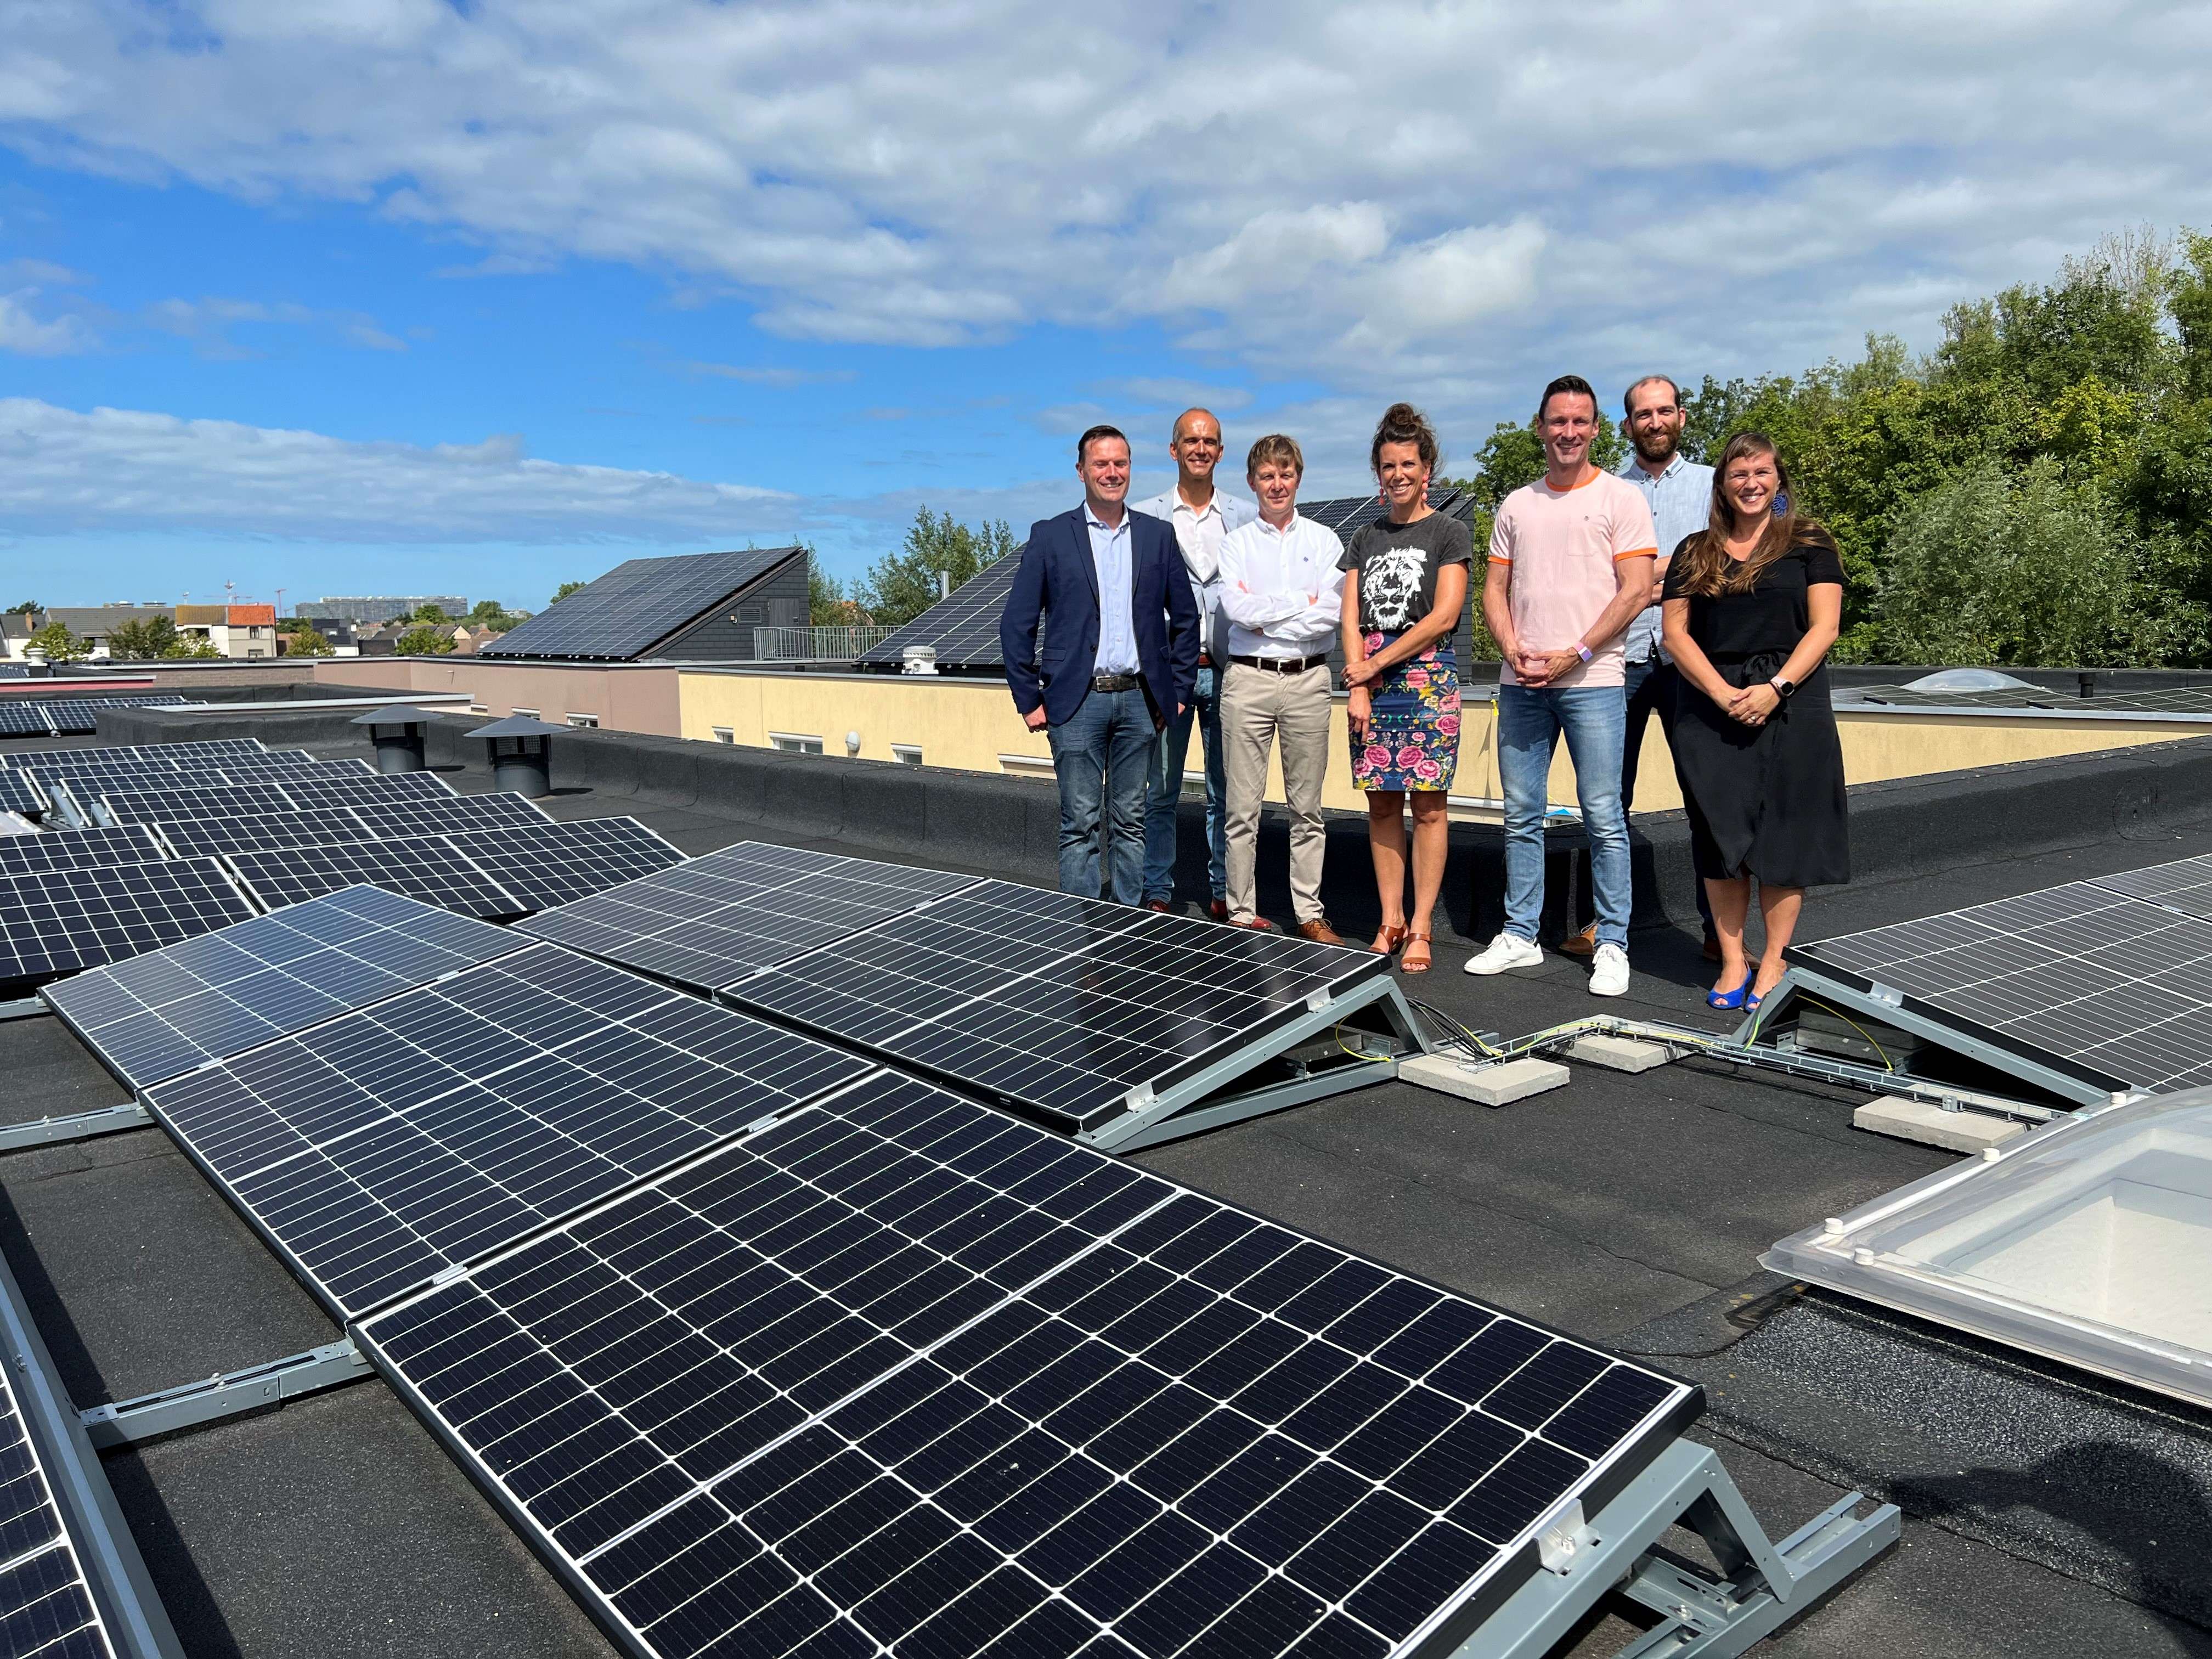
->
[1672,431,1835,597]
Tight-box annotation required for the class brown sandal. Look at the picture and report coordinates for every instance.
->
[1370,924,1408,956]
[1400,932,1433,974]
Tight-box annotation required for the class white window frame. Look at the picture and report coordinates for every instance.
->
[769,731,824,756]
[890,744,924,766]
[710,727,735,744]
[511,706,540,719]
[565,712,600,729]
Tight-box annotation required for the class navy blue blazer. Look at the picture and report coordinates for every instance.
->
[1000,505,1201,727]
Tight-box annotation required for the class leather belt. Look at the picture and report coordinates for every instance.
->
[1090,673,1139,693]
[1230,653,1330,674]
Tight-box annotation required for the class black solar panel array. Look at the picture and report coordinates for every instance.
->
[1787,852,2212,1095]
[486,548,801,661]
[144,943,875,1317]
[42,885,529,1091]
[0,825,166,878]
[0,859,257,989]
[357,1069,1697,1659]
[1843,682,2212,715]
[151,792,550,859]
[0,1327,118,1658]
[95,769,454,825]
[5,695,191,736]
[0,739,267,768]
[860,488,1474,672]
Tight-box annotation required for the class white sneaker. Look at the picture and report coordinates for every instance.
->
[1589,943,1630,997]
[1465,933,1544,975]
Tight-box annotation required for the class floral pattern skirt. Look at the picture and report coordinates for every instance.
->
[1351,634,1460,792]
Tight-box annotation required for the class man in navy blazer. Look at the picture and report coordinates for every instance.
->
[1002,424,1201,902]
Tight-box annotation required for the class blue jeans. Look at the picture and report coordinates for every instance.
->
[1498,682,1630,947]
[1048,685,1153,902]
[1143,665,1225,903]
[1576,659,1714,930]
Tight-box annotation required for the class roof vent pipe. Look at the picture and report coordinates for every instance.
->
[467,713,566,798]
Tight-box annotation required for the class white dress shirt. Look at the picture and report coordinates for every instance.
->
[1131,485,1257,666]
[1217,513,1346,659]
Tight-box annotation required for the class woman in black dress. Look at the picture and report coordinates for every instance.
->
[1661,432,1846,1011]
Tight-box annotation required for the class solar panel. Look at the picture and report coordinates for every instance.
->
[486,548,802,661]
[1786,872,2212,1095]
[38,696,188,735]
[143,943,874,1317]
[0,703,55,738]
[860,490,1472,673]
[0,738,267,768]
[518,841,982,990]
[725,879,1390,1130]
[0,859,257,989]
[0,1314,119,1659]
[96,770,455,825]
[2089,853,2212,920]
[224,818,682,918]
[151,793,550,859]
[0,825,166,877]
[356,1069,1698,1659]
[42,885,530,1092]
[0,771,41,816]
[1843,682,2212,716]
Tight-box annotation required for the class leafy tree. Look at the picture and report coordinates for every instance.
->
[280,620,335,656]
[7,601,41,617]
[549,580,589,604]
[855,509,1017,627]
[108,615,182,659]
[163,635,222,659]
[26,620,84,661]
[408,603,449,623]
[396,624,456,656]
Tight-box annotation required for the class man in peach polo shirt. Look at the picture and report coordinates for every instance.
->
[1466,374,1657,996]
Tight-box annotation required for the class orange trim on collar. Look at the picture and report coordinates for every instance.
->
[1540,469,1604,494]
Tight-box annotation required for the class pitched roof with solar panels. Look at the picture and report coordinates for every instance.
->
[483,547,806,661]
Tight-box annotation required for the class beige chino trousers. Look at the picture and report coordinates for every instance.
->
[1220,662,1333,924]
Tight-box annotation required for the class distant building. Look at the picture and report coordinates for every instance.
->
[295,596,470,624]
[176,604,279,659]
[1,603,175,660]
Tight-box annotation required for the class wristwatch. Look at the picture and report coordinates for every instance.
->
[1769,675,1796,699]
[1574,643,1593,664]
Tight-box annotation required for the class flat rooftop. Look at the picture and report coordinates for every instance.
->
[4,721,2211,1657]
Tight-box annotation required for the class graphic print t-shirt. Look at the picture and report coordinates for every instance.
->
[1338,513,1474,635]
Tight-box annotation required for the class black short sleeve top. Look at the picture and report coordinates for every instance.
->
[1661,533,1844,659]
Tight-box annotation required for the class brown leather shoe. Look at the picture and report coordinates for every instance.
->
[1231,915,1276,931]
[1297,919,1344,946]
[1208,899,1230,921]
[1559,923,1598,958]
[1142,900,1172,913]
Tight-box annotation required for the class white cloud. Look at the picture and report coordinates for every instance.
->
[0,289,93,355]
[0,397,792,544]
[2,3,2208,417]
[679,361,855,387]
[143,296,408,355]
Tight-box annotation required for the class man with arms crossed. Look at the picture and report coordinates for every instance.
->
[1001,425,1200,902]
[1215,433,1346,941]
[1562,374,1719,960]
[1131,409,1257,916]
[1466,375,1657,996]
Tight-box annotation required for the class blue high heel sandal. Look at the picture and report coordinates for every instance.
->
[1707,972,1755,1011]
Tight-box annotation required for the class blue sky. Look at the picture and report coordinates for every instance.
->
[4,2,2209,611]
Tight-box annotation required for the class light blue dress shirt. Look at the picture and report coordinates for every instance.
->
[1085,506,1140,675]
[1617,452,1714,663]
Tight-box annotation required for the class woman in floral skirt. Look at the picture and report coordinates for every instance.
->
[1339,403,1472,973]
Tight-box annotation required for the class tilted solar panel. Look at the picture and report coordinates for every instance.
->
[485,548,802,661]
[97,770,455,825]
[42,885,531,1092]
[151,792,550,859]
[0,1314,120,1659]
[0,859,257,988]
[144,943,874,1318]
[1786,868,2212,1095]
[0,703,55,738]
[38,697,188,735]
[223,817,682,918]
[725,879,1389,1130]
[0,771,41,816]
[0,739,266,768]
[518,840,981,990]
[0,825,166,878]
[356,1069,1698,1659]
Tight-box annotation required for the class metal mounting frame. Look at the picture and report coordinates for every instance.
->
[0,1100,155,1153]
[1448,1437,1899,1659]
[1079,975,1428,1151]
[0,1249,187,1658]
[80,1338,372,1449]
[1746,967,2119,1109]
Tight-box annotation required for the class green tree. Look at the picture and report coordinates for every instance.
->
[107,615,181,659]
[162,634,222,659]
[549,580,589,604]
[396,624,455,656]
[26,620,84,661]
[855,509,1017,627]
[7,601,41,617]
[280,620,335,656]
[408,602,449,623]
[808,558,857,625]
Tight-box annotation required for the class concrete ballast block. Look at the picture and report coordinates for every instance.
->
[1401,1054,1570,1108]
[1853,1094,2026,1154]
[1565,1034,1672,1074]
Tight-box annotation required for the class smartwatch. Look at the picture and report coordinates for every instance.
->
[1769,675,1796,699]
[1574,643,1593,664]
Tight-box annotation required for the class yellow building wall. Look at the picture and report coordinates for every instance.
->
[678,670,2205,817]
